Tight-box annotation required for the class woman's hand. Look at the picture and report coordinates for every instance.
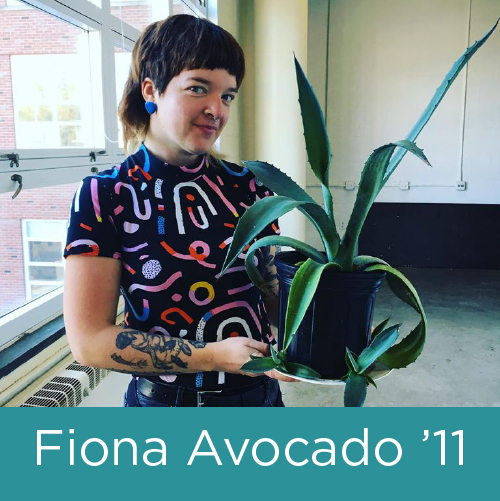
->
[210,337,298,382]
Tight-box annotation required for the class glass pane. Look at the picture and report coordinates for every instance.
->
[29,265,64,281]
[26,220,67,240]
[111,0,153,32]
[0,0,104,149]
[30,284,61,299]
[173,0,200,16]
[115,47,133,149]
[0,182,78,317]
[28,241,64,263]
[111,0,171,30]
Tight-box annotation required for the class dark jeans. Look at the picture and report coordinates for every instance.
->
[123,377,285,407]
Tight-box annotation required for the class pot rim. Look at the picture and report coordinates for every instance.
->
[275,250,387,277]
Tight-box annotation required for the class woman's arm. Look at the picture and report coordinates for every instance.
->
[63,255,270,376]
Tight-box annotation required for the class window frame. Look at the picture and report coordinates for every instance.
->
[0,0,215,381]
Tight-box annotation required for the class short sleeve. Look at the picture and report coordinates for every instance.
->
[64,176,121,259]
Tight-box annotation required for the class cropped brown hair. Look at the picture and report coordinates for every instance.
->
[118,14,245,155]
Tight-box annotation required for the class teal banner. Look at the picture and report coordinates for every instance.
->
[0,408,497,499]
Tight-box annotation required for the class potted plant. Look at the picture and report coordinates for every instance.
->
[220,20,499,406]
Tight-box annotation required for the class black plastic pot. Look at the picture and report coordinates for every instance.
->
[275,251,386,380]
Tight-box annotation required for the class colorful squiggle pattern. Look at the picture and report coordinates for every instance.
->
[64,144,279,390]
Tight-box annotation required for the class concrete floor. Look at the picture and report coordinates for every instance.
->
[81,268,500,407]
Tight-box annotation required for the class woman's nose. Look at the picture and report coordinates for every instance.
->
[204,97,223,121]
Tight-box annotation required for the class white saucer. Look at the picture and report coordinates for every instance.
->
[276,362,392,386]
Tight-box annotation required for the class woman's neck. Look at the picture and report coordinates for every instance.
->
[143,136,201,166]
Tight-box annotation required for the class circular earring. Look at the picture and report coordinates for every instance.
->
[145,101,157,115]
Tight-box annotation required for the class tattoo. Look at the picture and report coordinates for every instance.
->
[111,353,148,368]
[260,245,279,297]
[111,330,206,373]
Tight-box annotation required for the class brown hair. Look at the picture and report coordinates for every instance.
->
[118,14,245,156]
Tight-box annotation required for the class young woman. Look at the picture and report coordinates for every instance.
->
[63,14,296,407]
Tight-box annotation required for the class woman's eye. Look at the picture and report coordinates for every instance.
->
[223,94,236,103]
[189,86,206,94]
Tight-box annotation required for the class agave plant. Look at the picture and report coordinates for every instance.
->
[221,20,499,407]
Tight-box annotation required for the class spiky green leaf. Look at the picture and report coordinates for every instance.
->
[383,18,499,184]
[280,360,322,379]
[269,344,280,365]
[344,373,368,407]
[353,255,389,270]
[243,160,317,204]
[371,317,391,340]
[365,374,378,389]
[283,259,340,350]
[243,235,327,292]
[221,196,305,273]
[346,347,360,373]
[294,56,331,186]
[365,264,427,368]
[240,356,278,373]
[357,323,401,373]
[335,141,429,270]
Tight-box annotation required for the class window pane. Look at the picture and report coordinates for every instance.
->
[26,221,67,240]
[173,0,200,16]
[29,265,64,281]
[115,47,133,149]
[30,284,61,299]
[111,0,171,31]
[111,0,153,32]
[0,0,104,150]
[28,241,64,263]
[0,182,78,317]
[27,265,65,281]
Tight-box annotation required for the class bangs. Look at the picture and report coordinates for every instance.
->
[145,15,245,95]
[183,29,244,85]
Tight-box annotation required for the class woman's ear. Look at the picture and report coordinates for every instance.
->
[141,77,156,103]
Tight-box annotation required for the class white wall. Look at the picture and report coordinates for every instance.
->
[306,0,500,246]
[249,0,309,242]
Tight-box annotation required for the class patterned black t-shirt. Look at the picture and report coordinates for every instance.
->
[64,144,280,389]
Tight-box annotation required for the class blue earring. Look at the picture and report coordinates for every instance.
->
[145,101,157,115]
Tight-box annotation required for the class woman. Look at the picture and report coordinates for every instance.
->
[63,14,296,407]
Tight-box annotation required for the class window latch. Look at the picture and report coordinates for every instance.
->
[89,150,106,162]
[11,174,23,200]
[1,153,20,168]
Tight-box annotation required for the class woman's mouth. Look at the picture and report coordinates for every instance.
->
[195,124,217,135]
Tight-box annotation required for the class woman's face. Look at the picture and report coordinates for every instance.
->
[144,68,238,165]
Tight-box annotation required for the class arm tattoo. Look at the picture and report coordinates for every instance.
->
[260,245,279,296]
[111,330,206,373]
[110,353,148,369]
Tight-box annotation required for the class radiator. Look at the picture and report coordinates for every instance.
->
[20,362,109,407]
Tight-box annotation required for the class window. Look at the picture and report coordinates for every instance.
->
[11,54,100,149]
[114,46,133,149]
[0,0,215,356]
[0,0,104,155]
[22,220,68,301]
[111,0,169,32]
[0,182,78,318]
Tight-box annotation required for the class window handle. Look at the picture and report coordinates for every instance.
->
[11,174,23,200]
[1,153,20,168]
[89,150,106,162]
